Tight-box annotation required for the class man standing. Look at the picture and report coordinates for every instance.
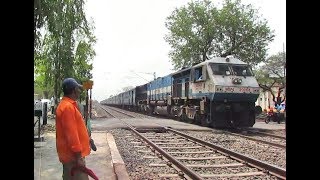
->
[55,78,90,180]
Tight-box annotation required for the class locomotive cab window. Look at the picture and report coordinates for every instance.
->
[191,66,207,82]
[194,67,203,81]
[231,65,253,76]
[210,63,231,76]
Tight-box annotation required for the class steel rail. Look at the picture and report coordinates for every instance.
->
[121,121,203,180]
[167,127,286,179]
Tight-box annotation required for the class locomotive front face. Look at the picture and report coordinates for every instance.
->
[208,62,260,102]
[189,57,260,102]
[188,57,261,128]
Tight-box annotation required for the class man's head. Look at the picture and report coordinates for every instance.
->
[62,78,83,100]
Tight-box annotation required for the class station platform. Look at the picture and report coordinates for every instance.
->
[34,131,123,180]
[34,116,122,180]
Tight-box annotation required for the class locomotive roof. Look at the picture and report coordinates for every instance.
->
[172,56,247,75]
[197,56,247,66]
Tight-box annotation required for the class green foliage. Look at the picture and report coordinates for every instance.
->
[254,51,286,105]
[255,52,286,88]
[165,0,275,69]
[165,0,218,69]
[34,0,96,100]
[261,52,286,79]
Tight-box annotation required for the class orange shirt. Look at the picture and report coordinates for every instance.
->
[55,97,90,163]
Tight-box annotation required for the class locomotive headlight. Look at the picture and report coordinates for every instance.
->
[232,78,242,84]
[215,86,223,92]
[253,88,260,93]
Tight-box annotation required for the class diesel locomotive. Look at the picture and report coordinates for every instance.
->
[101,55,261,128]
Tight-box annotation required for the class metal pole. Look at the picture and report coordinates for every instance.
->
[89,89,92,119]
[283,42,286,131]
[85,90,89,125]
[283,43,285,77]
[43,102,47,125]
[38,116,41,141]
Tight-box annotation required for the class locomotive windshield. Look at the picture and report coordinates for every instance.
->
[230,65,253,76]
[210,64,231,75]
[209,63,253,76]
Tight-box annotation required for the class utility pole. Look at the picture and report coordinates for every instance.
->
[153,72,156,80]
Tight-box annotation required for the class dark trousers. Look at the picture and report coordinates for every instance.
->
[62,159,89,180]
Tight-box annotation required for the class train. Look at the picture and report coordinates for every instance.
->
[101,55,261,128]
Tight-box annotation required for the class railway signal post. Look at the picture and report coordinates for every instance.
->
[82,80,94,127]
[82,80,97,151]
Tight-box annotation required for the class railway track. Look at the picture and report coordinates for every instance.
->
[223,130,286,149]
[101,105,136,118]
[99,104,286,178]
[102,105,286,149]
[117,122,286,179]
[242,129,286,140]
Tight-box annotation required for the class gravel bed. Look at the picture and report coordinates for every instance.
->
[103,106,132,118]
[108,129,185,179]
[109,129,282,179]
[181,131,286,169]
[265,130,286,137]
[250,129,286,137]
[107,106,158,119]
[91,101,113,118]
[247,135,286,145]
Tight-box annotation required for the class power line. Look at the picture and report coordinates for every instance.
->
[130,70,156,81]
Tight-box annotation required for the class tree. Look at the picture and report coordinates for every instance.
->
[165,0,274,70]
[34,0,96,104]
[34,34,57,99]
[255,52,286,106]
[34,0,51,51]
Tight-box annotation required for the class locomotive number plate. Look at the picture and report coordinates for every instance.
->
[239,87,251,93]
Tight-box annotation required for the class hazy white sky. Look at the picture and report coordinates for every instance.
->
[84,0,286,101]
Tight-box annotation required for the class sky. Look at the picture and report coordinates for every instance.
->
[84,0,286,102]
